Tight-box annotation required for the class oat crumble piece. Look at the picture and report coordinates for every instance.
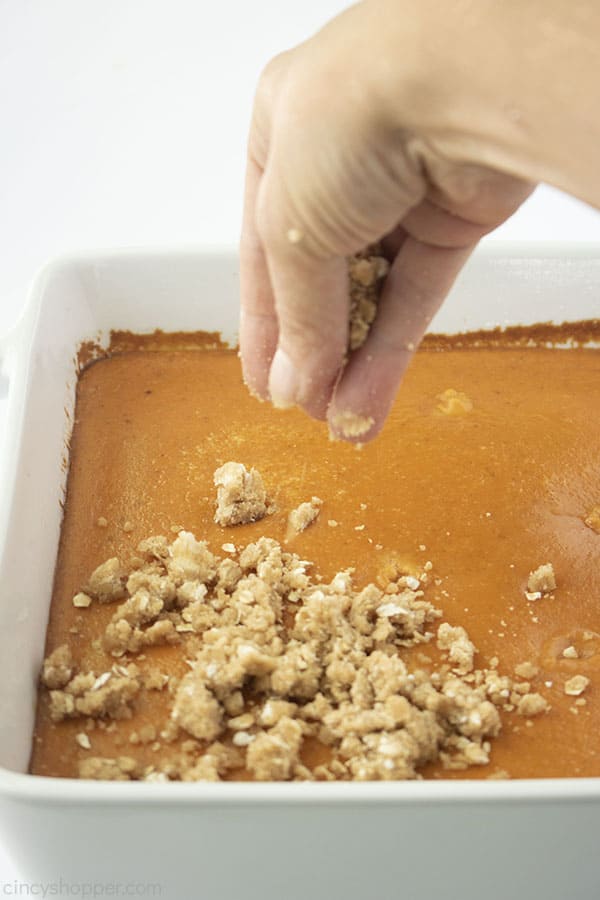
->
[167,530,217,583]
[246,717,304,781]
[514,661,539,680]
[584,506,600,534]
[347,246,389,352]
[436,623,476,675]
[564,675,590,697]
[436,388,473,415]
[526,563,556,596]
[516,693,550,717]
[76,732,91,750]
[213,462,270,526]
[171,669,223,741]
[287,497,322,537]
[86,557,128,603]
[41,644,74,690]
[45,659,141,723]
[79,756,141,781]
[137,535,170,561]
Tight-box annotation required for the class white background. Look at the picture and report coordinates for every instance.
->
[0,0,599,886]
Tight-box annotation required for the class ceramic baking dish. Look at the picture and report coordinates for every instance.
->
[0,244,599,900]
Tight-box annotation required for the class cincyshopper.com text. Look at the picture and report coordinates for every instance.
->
[1,882,162,898]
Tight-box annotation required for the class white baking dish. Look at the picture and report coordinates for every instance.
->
[0,244,599,899]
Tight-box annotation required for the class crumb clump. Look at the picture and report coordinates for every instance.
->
[41,644,75,690]
[79,756,142,781]
[564,675,590,697]
[86,557,128,603]
[40,657,141,723]
[525,562,556,601]
[213,462,271,526]
[436,623,476,675]
[287,497,322,538]
[584,506,600,534]
[514,661,539,680]
[436,388,473,415]
[41,530,544,783]
[348,246,389,351]
[515,692,549,717]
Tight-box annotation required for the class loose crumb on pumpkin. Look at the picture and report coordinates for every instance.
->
[75,732,91,750]
[516,693,550,717]
[286,497,322,539]
[436,388,473,415]
[514,661,539,680]
[38,527,545,782]
[86,557,128,603]
[526,563,556,600]
[584,505,600,534]
[564,675,590,697]
[213,462,271,526]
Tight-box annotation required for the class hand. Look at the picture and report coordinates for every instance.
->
[239,0,596,441]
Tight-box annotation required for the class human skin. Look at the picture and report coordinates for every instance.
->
[239,0,600,441]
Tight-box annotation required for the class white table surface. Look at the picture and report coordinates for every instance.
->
[1,0,599,889]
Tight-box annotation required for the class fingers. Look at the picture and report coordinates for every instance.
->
[260,219,350,420]
[328,237,475,441]
[241,137,352,420]
[253,140,425,420]
[238,51,293,401]
[239,155,278,401]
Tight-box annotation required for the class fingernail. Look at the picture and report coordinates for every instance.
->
[269,348,299,409]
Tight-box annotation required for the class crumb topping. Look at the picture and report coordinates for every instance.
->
[213,462,271,526]
[436,623,476,675]
[514,661,539,680]
[348,246,389,352]
[525,563,556,600]
[79,756,141,781]
[515,692,550,717]
[564,675,590,697]
[584,506,600,534]
[287,497,322,538]
[436,388,473,415]
[39,527,549,782]
[86,558,128,603]
[41,653,142,723]
[41,644,74,690]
